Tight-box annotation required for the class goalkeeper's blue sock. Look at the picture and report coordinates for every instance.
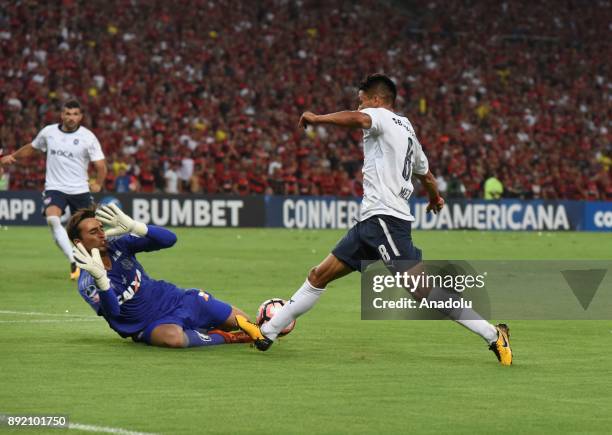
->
[183,329,226,347]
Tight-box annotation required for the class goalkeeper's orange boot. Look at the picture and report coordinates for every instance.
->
[235,315,274,351]
[70,262,80,281]
[208,329,253,344]
[489,323,512,366]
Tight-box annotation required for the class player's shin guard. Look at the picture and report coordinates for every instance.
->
[261,280,325,341]
[427,287,498,344]
[183,329,227,347]
[47,215,74,263]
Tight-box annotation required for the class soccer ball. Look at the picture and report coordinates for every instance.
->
[256,298,296,337]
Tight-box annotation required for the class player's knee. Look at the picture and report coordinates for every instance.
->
[161,329,186,348]
[308,266,327,288]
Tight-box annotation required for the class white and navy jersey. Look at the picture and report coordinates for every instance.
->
[31,123,105,194]
[359,107,429,222]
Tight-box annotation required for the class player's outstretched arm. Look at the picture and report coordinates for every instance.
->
[96,204,148,237]
[415,171,445,214]
[73,243,120,317]
[90,159,107,193]
[0,143,35,166]
[96,204,177,252]
[298,111,371,130]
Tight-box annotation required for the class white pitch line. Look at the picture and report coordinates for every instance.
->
[69,422,159,435]
[0,310,92,318]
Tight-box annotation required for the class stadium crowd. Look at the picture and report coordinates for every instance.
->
[0,0,610,199]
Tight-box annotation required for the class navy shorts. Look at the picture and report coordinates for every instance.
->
[135,289,233,344]
[42,190,94,215]
[332,214,422,272]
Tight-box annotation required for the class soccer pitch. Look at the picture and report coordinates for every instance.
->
[1,227,611,434]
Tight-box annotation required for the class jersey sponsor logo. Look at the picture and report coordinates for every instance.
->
[49,148,75,159]
[118,269,142,305]
[112,250,122,261]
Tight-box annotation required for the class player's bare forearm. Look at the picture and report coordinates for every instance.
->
[415,171,445,213]
[91,159,107,192]
[416,171,439,200]
[1,143,34,165]
[298,111,371,130]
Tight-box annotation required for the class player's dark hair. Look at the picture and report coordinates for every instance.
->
[62,99,81,111]
[66,206,97,242]
[359,74,397,105]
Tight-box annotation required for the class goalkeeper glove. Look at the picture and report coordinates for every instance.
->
[95,203,148,237]
[73,243,111,291]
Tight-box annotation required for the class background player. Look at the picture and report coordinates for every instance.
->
[237,74,512,365]
[67,204,251,348]
[0,100,107,280]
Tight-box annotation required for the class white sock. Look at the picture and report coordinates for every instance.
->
[47,215,74,263]
[427,287,498,344]
[261,280,325,340]
[455,319,498,344]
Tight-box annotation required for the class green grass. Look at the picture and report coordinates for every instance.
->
[0,227,611,434]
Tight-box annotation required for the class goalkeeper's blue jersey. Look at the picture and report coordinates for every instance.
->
[77,226,186,338]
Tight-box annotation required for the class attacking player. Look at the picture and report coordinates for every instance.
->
[0,100,107,280]
[67,204,252,348]
[236,74,512,365]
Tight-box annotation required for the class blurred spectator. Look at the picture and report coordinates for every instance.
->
[447,175,467,199]
[0,167,9,190]
[164,162,180,194]
[115,168,131,193]
[180,155,194,192]
[484,175,504,200]
[435,175,448,197]
[0,0,609,200]
[139,163,156,193]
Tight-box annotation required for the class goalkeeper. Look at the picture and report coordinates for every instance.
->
[67,204,252,348]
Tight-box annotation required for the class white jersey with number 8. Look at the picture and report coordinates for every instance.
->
[359,107,429,222]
